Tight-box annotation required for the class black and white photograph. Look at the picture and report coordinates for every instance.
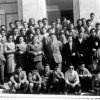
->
[0,0,100,99]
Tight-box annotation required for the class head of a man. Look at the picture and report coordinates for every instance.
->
[69,64,74,73]
[16,64,22,73]
[90,13,95,20]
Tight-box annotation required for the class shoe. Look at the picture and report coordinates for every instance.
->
[78,90,81,95]
[12,88,16,93]
[64,92,67,95]
[75,91,81,95]
[75,91,78,95]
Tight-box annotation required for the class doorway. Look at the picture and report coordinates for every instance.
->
[61,10,74,23]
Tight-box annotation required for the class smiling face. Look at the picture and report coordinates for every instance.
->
[19,37,24,43]
[36,28,40,35]
[43,19,48,26]
[45,65,50,72]
[9,23,15,29]
[13,28,18,35]
[29,19,35,25]
[79,32,84,39]
[82,18,86,25]
[1,30,6,37]
[8,35,13,43]
[32,36,38,44]
[87,21,91,27]
[21,28,26,35]
[56,18,61,24]
[69,65,74,73]
[91,29,96,37]
[68,36,73,43]
[80,63,85,70]
[23,22,28,28]
[90,14,95,20]
[77,20,82,26]
[50,34,56,42]
[16,67,22,73]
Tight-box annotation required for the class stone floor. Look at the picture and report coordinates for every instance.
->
[0,83,97,96]
[0,76,99,96]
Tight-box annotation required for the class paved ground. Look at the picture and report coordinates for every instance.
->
[0,83,97,96]
[0,77,98,96]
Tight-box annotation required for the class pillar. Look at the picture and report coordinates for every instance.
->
[17,0,47,22]
[73,0,100,25]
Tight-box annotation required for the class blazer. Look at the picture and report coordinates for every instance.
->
[75,37,87,56]
[87,36,100,51]
[46,40,62,64]
[88,63,100,75]
[62,41,78,62]
[27,42,43,62]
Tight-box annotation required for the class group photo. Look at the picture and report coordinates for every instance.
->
[0,12,100,96]
[0,0,100,98]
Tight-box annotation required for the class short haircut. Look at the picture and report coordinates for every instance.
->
[96,23,100,27]
[37,20,42,24]
[42,18,47,22]
[9,22,14,26]
[0,29,5,33]
[90,28,96,34]
[29,18,35,23]
[86,19,91,24]
[14,20,19,24]
[90,13,95,16]
[16,64,22,69]
[51,20,55,25]
[77,19,82,24]
[69,63,74,68]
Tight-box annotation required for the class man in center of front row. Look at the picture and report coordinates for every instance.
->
[64,64,81,95]
[28,70,41,93]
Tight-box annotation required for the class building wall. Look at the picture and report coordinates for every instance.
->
[79,0,100,22]
[73,0,100,25]
[46,0,73,23]
[18,0,47,24]
[0,0,18,30]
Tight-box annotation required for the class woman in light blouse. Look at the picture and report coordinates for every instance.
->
[4,35,16,77]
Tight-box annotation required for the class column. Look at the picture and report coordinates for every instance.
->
[17,0,47,22]
[73,0,80,25]
[73,0,100,25]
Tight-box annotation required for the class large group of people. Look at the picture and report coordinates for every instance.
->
[0,12,100,95]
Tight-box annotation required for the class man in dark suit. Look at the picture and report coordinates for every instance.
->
[76,32,88,65]
[62,35,79,71]
[12,28,19,44]
[87,28,100,65]
[44,33,62,70]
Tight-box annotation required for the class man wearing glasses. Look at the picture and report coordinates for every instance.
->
[64,64,81,95]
